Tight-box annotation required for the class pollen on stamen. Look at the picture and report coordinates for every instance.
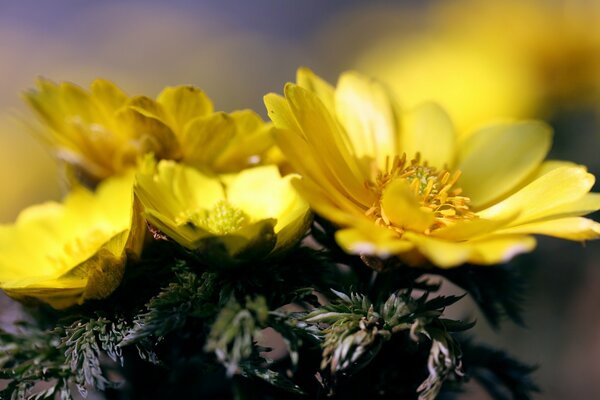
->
[180,200,248,235]
[364,153,477,235]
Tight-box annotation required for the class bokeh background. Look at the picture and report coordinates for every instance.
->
[1,0,600,398]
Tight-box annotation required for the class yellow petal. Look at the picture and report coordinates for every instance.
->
[1,233,129,308]
[404,232,536,267]
[402,232,473,268]
[381,179,435,232]
[180,112,236,169]
[478,166,595,225]
[143,208,211,249]
[335,226,414,258]
[90,79,129,115]
[0,173,136,308]
[223,166,311,249]
[3,284,86,310]
[157,85,214,133]
[227,166,295,223]
[495,217,600,241]
[228,109,265,132]
[270,107,369,211]
[67,232,128,300]
[264,92,302,132]
[293,177,367,225]
[116,107,180,160]
[431,213,518,241]
[211,110,275,173]
[126,196,146,258]
[534,193,600,220]
[334,72,398,170]
[466,235,537,265]
[135,160,225,219]
[24,78,64,133]
[458,121,552,208]
[273,205,311,254]
[296,67,336,112]
[0,204,63,281]
[400,102,456,169]
[57,82,97,123]
[128,96,167,122]
[274,128,347,206]
[530,160,579,180]
[499,160,580,200]
[283,83,372,205]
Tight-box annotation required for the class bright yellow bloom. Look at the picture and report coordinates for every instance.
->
[0,173,143,309]
[357,35,539,136]
[357,0,600,133]
[25,79,274,181]
[264,69,600,268]
[134,159,310,265]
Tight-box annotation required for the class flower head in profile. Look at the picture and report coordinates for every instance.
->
[134,158,310,265]
[25,79,274,182]
[264,68,600,268]
[0,173,143,309]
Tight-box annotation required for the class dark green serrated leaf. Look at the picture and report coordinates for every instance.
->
[121,270,218,345]
[457,337,539,400]
[239,362,306,395]
[436,263,529,329]
[61,316,129,396]
[205,295,269,376]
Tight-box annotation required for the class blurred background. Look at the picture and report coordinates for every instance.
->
[1,0,600,398]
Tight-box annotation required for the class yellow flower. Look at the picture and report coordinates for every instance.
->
[0,173,143,309]
[134,159,310,265]
[357,35,539,136]
[357,0,600,133]
[25,79,274,181]
[264,69,600,268]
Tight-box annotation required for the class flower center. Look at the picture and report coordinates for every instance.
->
[365,153,476,235]
[188,200,248,235]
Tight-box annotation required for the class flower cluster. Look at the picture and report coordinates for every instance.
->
[1,79,310,308]
[0,68,598,399]
[25,79,276,181]
[1,70,599,309]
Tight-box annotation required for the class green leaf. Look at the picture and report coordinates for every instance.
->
[458,337,539,400]
[239,362,305,395]
[436,262,529,329]
[121,270,219,345]
[205,295,269,376]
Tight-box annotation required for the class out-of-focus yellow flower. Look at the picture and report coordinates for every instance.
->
[357,0,600,134]
[358,36,539,136]
[265,69,600,268]
[0,173,143,309]
[134,159,310,265]
[25,79,274,182]
[433,0,600,107]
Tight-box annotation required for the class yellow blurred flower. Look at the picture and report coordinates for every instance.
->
[358,36,539,136]
[432,0,600,107]
[25,79,274,182]
[134,159,310,265]
[357,0,600,134]
[0,173,143,309]
[264,69,600,268]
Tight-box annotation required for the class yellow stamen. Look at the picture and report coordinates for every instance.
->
[181,200,248,235]
[365,153,477,235]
